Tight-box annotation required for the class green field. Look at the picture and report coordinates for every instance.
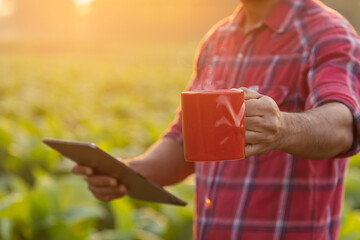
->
[0,40,359,240]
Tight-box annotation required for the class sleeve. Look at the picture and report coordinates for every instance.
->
[162,107,184,143]
[305,26,360,157]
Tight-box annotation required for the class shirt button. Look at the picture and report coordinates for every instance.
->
[237,52,244,59]
[278,27,285,33]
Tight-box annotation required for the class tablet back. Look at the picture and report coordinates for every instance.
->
[43,139,186,206]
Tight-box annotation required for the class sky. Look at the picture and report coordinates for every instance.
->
[0,0,238,41]
[0,0,358,42]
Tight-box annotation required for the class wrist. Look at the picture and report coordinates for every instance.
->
[126,156,144,170]
[276,111,291,152]
[127,156,158,181]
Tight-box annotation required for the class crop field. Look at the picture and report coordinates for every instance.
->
[0,40,359,240]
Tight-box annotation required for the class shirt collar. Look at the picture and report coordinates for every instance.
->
[230,0,307,34]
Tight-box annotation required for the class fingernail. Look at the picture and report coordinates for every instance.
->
[85,169,92,175]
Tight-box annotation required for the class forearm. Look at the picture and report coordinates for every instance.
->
[278,102,354,159]
[127,137,194,186]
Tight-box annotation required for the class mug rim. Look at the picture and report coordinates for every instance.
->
[181,89,243,95]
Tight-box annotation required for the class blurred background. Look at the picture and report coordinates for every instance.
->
[0,0,359,239]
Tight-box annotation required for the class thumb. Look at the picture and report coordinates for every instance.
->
[239,87,262,100]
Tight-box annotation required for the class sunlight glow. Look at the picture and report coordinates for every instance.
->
[73,0,94,6]
[205,197,212,208]
[73,0,94,15]
[0,0,15,17]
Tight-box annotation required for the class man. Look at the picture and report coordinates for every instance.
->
[73,0,360,239]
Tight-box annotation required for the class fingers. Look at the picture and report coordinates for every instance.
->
[240,87,262,100]
[72,165,128,202]
[84,175,129,202]
[72,165,93,176]
[245,131,264,144]
[239,87,284,157]
[84,175,117,187]
[245,116,263,131]
[88,184,128,197]
[245,144,268,158]
[246,97,278,117]
[245,144,258,158]
[245,100,265,116]
[91,185,128,202]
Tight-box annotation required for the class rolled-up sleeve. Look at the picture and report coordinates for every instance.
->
[305,26,360,156]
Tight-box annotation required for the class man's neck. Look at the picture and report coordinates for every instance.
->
[241,0,282,32]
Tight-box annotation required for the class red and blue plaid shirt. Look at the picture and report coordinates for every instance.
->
[164,0,360,239]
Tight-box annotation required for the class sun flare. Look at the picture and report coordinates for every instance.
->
[73,0,94,15]
[73,0,94,7]
[0,0,16,17]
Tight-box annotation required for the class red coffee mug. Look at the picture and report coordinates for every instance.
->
[181,89,245,162]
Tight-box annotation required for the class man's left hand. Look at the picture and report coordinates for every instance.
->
[240,87,285,157]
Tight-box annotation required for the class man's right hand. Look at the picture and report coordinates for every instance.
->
[72,165,128,202]
[72,138,193,202]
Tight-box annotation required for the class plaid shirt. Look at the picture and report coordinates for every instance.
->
[164,0,360,239]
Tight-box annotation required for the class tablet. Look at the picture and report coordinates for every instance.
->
[43,138,187,206]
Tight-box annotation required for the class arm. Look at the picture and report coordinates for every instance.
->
[73,137,194,201]
[243,87,354,160]
[127,137,194,186]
